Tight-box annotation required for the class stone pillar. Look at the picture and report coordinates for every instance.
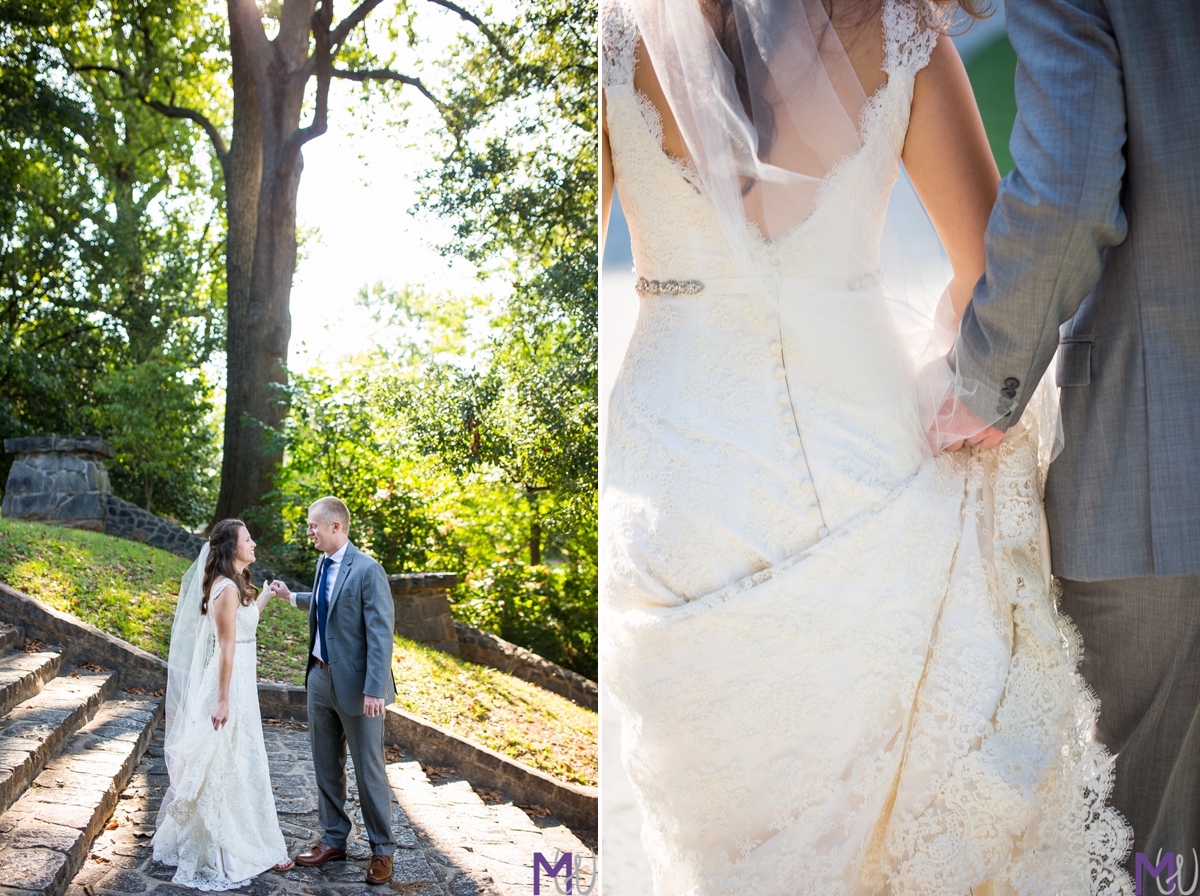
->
[2,437,115,532]
[388,572,460,654]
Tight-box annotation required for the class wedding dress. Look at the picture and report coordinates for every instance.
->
[153,574,289,890]
[600,0,1133,894]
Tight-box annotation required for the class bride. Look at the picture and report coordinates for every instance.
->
[600,0,1133,893]
[152,519,293,890]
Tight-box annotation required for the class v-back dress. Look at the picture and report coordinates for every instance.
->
[153,577,289,890]
[600,1,1133,894]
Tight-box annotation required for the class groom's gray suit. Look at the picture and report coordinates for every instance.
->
[294,541,397,856]
[953,0,1200,867]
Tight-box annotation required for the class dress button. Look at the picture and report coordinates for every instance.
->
[780,412,793,424]
[788,435,801,447]
[776,395,790,406]
[793,457,805,469]
[774,367,786,379]
[818,526,830,539]
[770,342,782,356]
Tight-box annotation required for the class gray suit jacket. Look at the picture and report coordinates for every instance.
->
[295,541,397,714]
[953,0,1200,581]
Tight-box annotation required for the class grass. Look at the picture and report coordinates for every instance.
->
[0,517,596,786]
[966,33,1019,177]
[392,638,597,786]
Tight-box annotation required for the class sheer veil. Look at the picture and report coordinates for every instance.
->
[157,542,215,827]
[624,0,1058,457]
[628,0,869,252]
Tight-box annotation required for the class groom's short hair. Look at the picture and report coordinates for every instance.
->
[310,496,351,532]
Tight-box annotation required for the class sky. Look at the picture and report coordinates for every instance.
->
[284,87,481,370]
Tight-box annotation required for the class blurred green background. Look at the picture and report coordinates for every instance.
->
[966,32,1019,176]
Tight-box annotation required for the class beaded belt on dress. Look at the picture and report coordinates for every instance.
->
[236,637,256,644]
[635,270,883,296]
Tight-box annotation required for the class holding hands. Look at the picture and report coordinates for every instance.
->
[928,394,1006,455]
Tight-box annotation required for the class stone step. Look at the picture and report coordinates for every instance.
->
[0,625,25,656]
[0,650,66,726]
[0,691,161,896]
[386,758,596,896]
[0,670,115,819]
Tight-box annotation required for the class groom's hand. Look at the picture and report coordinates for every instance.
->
[928,396,1005,454]
[363,696,385,718]
[268,580,292,602]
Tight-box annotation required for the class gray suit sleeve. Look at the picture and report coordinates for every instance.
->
[361,561,395,700]
[952,0,1128,428]
[294,591,311,612]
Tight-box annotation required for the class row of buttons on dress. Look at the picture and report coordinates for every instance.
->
[771,339,831,540]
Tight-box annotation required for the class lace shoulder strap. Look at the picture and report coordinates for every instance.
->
[882,0,943,78]
[601,0,638,91]
[208,576,234,602]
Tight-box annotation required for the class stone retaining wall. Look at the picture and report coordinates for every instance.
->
[454,622,597,711]
[1,437,115,531]
[103,494,206,558]
[101,495,306,591]
[0,582,167,692]
[390,573,460,654]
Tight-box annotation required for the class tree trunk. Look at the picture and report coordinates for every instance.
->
[213,0,315,526]
[527,486,541,566]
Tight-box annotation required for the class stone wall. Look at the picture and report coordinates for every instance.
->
[454,622,597,711]
[103,494,205,557]
[1,437,114,531]
[0,581,167,691]
[103,494,307,591]
[390,573,460,654]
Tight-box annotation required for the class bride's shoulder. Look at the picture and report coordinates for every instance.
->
[208,577,238,602]
[601,0,638,87]
[881,0,947,77]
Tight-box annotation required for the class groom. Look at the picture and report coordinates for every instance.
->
[948,0,1200,869]
[269,496,397,885]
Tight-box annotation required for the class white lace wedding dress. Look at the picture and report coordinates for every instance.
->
[153,577,289,890]
[600,1,1133,894]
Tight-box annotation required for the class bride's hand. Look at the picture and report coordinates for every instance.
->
[928,395,1005,454]
[211,698,229,730]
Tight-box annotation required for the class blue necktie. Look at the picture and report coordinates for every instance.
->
[316,556,331,662]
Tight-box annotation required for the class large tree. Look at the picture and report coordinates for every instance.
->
[76,0,511,524]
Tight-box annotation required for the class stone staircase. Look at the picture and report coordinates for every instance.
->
[0,622,162,896]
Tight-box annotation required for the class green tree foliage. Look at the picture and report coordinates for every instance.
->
[259,348,596,679]
[387,0,597,563]
[362,0,597,675]
[247,359,448,579]
[0,0,225,521]
[90,358,218,524]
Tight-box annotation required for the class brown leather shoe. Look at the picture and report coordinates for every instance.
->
[294,841,347,867]
[366,854,393,885]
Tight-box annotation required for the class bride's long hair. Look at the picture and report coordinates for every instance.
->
[200,519,257,614]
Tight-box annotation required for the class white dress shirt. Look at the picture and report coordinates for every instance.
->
[294,541,348,663]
